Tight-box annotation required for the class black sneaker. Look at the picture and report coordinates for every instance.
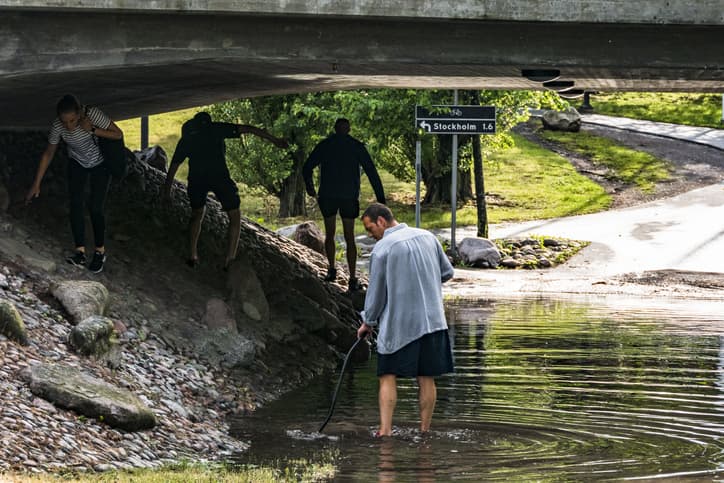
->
[66,251,86,266]
[348,277,362,292]
[88,251,106,273]
[323,267,337,282]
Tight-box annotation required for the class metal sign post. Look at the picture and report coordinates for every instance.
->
[415,139,422,227]
[414,97,496,251]
[451,90,459,253]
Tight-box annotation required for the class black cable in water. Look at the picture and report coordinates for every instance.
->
[318,337,364,433]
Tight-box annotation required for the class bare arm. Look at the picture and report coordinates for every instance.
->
[163,162,182,200]
[95,120,124,140]
[26,143,58,202]
[163,137,187,199]
[238,125,288,149]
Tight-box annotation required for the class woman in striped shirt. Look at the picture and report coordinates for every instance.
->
[26,94,124,273]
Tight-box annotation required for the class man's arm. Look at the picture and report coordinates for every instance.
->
[302,143,323,197]
[358,146,386,204]
[163,137,187,199]
[361,251,388,324]
[237,125,288,149]
[436,240,455,283]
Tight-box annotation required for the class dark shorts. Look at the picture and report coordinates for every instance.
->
[188,174,240,211]
[377,329,454,377]
[318,197,359,219]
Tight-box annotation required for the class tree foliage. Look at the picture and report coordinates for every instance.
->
[209,89,567,217]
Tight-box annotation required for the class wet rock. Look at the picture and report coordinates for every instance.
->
[292,221,326,255]
[193,329,255,369]
[27,363,156,431]
[202,298,237,332]
[458,237,501,268]
[500,257,520,268]
[0,235,57,273]
[51,280,109,324]
[69,316,118,359]
[0,300,28,345]
[226,257,269,323]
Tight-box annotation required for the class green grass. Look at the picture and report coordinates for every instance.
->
[592,92,723,129]
[246,133,612,231]
[539,129,673,192]
[1,459,336,482]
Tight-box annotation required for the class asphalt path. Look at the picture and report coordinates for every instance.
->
[438,114,724,279]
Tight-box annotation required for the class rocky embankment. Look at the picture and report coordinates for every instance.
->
[0,262,249,473]
[0,131,368,475]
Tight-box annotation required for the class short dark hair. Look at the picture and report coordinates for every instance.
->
[334,118,350,134]
[193,111,212,125]
[362,203,394,223]
[56,94,81,116]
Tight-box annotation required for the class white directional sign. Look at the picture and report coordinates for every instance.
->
[415,105,496,134]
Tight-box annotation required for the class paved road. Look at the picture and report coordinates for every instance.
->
[437,114,724,276]
[583,114,724,151]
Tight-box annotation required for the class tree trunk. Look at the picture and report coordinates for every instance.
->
[422,135,473,205]
[470,91,489,238]
[277,153,307,218]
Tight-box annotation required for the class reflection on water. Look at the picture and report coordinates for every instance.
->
[230,298,724,480]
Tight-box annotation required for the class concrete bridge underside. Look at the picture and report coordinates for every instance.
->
[1,2,723,129]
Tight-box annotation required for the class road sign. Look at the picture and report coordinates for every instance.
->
[415,105,496,134]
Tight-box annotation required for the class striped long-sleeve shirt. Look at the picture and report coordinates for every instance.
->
[48,106,111,168]
[362,223,454,354]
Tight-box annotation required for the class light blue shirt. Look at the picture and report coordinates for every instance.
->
[362,223,454,354]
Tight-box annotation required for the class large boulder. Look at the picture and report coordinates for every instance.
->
[51,280,109,324]
[226,257,270,323]
[541,107,582,132]
[458,237,501,268]
[202,298,237,332]
[133,145,167,172]
[24,363,156,431]
[0,300,28,345]
[69,315,118,360]
[293,221,326,255]
[192,329,256,369]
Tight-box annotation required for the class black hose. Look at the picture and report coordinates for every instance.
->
[318,337,364,433]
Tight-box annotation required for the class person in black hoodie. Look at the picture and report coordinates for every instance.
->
[303,118,386,290]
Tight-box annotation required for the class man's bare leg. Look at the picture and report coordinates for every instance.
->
[322,215,337,279]
[378,374,397,436]
[341,217,357,283]
[188,207,205,263]
[417,376,437,433]
[225,208,241,268]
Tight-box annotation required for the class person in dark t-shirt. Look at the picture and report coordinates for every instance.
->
[163,112,287,270]
[302,118,385,291]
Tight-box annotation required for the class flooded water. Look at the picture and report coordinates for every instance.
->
[230,298,724,481]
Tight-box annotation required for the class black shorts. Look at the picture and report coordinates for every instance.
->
[188,174,240,211]
[377,329,454,377]
[318,197,359,219]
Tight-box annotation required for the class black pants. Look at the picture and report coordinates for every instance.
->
[67,159,110,249]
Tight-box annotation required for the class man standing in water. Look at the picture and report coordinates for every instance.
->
[164,112,287,269]
[303,118,385,290]
[357,203,455,437]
